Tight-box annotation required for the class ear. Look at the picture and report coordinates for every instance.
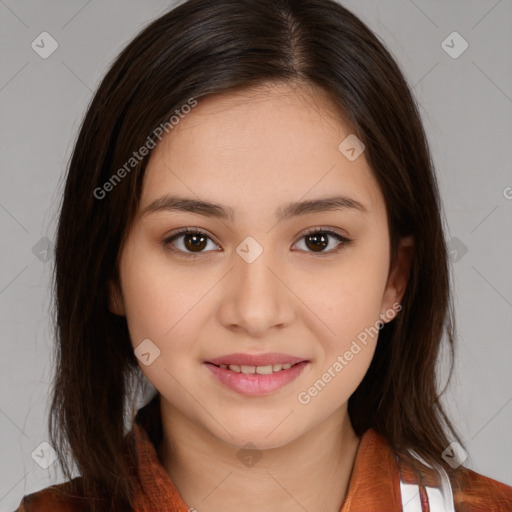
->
[380,235,414,323]
[107,278,126,316]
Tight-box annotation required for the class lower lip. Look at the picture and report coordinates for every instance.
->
[204,361,309,396]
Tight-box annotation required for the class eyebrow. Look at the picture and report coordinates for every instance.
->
[141,194,368,222]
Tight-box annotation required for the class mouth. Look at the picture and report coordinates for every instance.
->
[203,353,310,396]
[205,352,306,368]
[205,361,303,374]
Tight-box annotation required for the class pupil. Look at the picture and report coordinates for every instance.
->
[306,233,328,252]
[185,234,207,252]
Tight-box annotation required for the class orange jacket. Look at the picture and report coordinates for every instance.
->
[15,421,512,511]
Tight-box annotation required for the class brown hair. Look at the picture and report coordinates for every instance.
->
[49,0,464,509]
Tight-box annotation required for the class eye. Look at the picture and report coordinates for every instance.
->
[293,227,353,254]
[162,227,220,256]
[162,226,353,257]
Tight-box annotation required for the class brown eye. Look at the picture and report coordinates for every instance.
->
[294,228,352,254]
[163,228,219,255]
[182,233,208,252]
[163,227,352,257]
[304,232,329,252]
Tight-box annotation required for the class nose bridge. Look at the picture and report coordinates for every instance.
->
[235,234,281,302]
[224,234,291,334]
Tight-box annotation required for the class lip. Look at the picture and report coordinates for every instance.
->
[206,352,306,366]
[203,360,310,396]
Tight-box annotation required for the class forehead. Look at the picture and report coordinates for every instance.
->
[139,83,385,221]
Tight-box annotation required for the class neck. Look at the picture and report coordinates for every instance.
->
[157,398,361,512]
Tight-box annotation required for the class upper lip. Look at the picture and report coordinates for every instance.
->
[206,353,307,367]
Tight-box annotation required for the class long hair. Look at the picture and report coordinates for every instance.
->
[49,0,463,509]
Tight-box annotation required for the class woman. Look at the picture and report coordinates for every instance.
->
[15,0,512,510]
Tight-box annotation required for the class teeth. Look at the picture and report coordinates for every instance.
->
[221,363,295,373]
[256,365,273,375]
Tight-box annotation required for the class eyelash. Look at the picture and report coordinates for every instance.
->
[161,226,353,257]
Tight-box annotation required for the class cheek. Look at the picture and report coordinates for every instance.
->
[295,341,376,434]
[298,240,390,351]
[120,268,173,348]
[118,239,200,354]
[294,257,387,421]
[118,249,208,406]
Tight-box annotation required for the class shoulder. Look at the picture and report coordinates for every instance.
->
[13,478,89,512]
[453,466,512,510]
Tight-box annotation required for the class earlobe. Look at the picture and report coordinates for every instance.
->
[380,235,414,322]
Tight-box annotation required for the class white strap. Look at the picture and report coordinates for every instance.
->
[400,481,422,511]
[399,450,455,511]
[400,482,452,511]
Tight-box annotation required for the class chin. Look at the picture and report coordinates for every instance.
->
[209,415,304,451]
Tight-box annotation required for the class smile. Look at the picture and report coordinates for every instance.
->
[203,360,309,396]
[214,363,296,373]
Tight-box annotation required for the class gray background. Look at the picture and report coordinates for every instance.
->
[1,0,511,509]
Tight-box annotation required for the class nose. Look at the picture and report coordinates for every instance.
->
[217,241,295,338]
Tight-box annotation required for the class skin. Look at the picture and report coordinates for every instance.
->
[109,82,414,512]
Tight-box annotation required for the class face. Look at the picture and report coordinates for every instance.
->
[110,82,412,449]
